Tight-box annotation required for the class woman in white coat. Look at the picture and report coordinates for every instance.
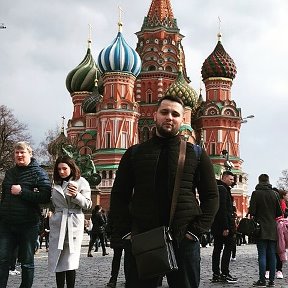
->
[48,156,92,288]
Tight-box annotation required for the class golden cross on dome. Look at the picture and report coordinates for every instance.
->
[88,24,92,48]
[61,116,65,133]
[217,16,222,41]
[118,6,123,32]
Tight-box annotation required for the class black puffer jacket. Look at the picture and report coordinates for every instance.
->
[211,180,235,236]
[106,213,125,249]
[110,135,219,242]
[0,158,51,224]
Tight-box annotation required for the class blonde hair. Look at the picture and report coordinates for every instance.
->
[14,141,33,156]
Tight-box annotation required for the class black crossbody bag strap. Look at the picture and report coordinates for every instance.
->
[169,139,186,228]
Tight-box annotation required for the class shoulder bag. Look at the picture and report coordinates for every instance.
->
[131,139,186,280]
[237,216,260,237]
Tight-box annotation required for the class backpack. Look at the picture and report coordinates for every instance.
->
[193,144,202,162]
[192,144,202,185]
[237,217,261,237]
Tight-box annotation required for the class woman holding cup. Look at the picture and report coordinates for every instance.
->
[48,155,92,288]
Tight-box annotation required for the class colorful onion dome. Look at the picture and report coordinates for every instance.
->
[201,33,237,80]
[97,24,141,77]
[82,80,103,113]
[165,70,198,109]
[66,40,99,93]
[48,131,70,157]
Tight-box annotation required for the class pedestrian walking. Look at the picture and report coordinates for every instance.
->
[0,141,52,288]
[249,174,282,287]
[211,171,238,284]
[109,95,219,288]
[39,210,52,252]
[87,205,109,257]
[266,188,288,280]
[48,156,92,288]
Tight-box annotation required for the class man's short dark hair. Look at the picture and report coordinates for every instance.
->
[222,171,234,177]
[258,173,270,184]
[157,95,184,108]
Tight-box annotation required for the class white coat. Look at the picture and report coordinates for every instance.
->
[48,177,92,272]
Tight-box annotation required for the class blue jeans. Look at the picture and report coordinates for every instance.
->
[257,239,276,282]
[126,236,201,288]
[0,221,38,288]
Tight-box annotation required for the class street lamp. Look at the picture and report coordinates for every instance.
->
[241,114,254,123]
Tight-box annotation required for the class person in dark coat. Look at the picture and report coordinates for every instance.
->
[87,205,108,257]
[0,141,51,288]
[106,213,131,288]
[109,95,219,288]
[39,210,52,251]
[249,174,282,287]
[211,171,237,283]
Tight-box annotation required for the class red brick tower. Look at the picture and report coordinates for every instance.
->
[94,21,141,206]
[134,0,192,142]
[194,33,249,217]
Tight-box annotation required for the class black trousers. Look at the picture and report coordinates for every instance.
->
[212,233,234,276]
[88,232,106,254]
[109,244,131,284]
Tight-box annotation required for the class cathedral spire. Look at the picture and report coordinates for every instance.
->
[118,6,123,32]
[61,116,65,134]
[145,0,177,29]
[88,24,92,49]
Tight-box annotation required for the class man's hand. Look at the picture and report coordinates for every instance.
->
[11,185,22,195]
[223,229,229,236]
[185,233,194,240]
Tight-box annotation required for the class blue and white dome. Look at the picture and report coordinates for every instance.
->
[97,30,141,77]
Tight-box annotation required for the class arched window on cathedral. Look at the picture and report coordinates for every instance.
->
[210,143,216,155]
[110,84,114,98]
[106,132,111,148]
[148,65,156,71]
[147,92,152,104]
[165,66,172,72]
[102,171,107,179]
[239,175,243,183]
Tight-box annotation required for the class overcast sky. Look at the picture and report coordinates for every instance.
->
[0,0,287,192]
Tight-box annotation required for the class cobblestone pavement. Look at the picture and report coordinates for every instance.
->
[6,234,288,288]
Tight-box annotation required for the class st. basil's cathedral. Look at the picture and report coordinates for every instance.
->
[50,0,250,217]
